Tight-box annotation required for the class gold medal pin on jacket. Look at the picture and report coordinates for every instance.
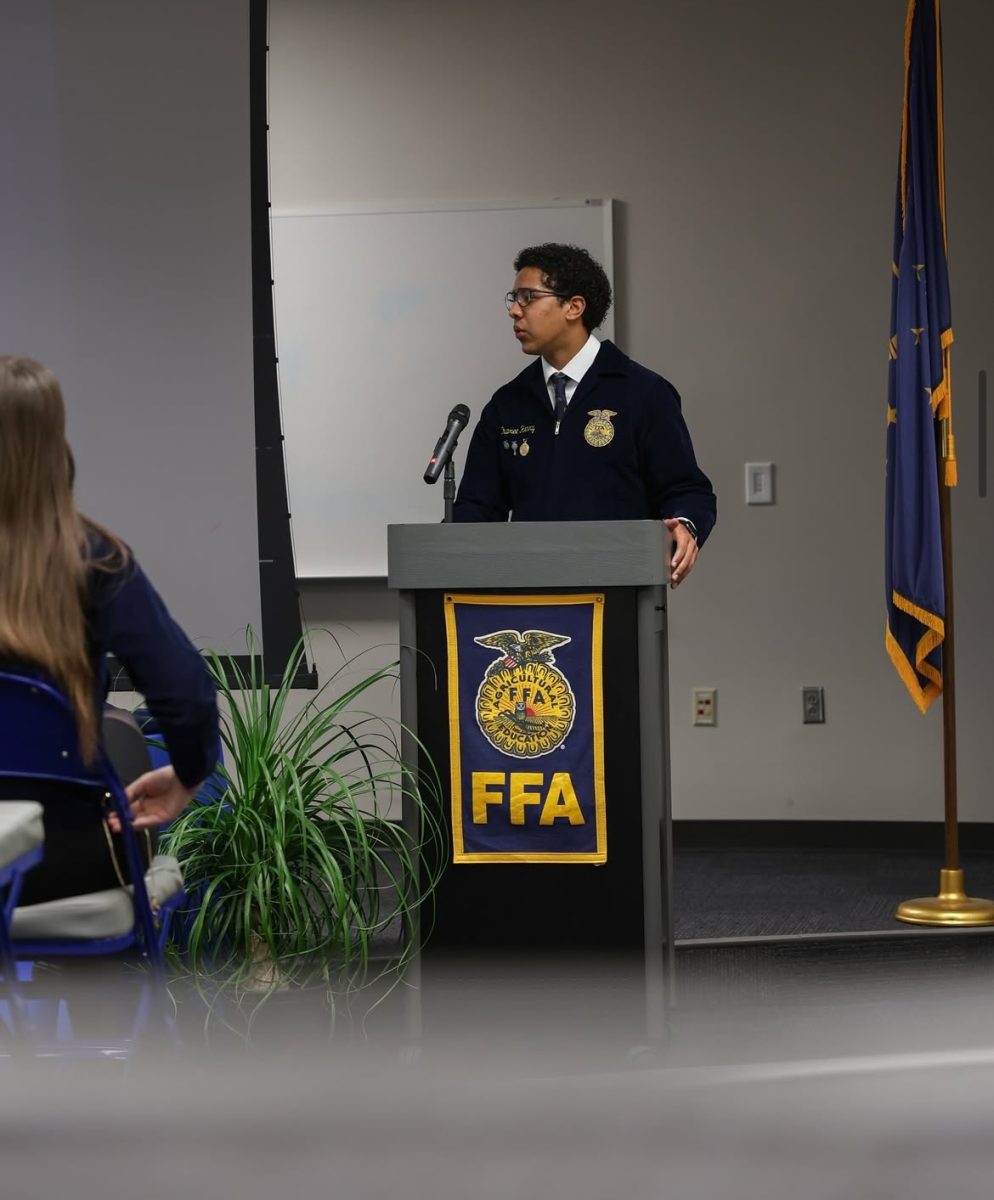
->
[583,409,617,447]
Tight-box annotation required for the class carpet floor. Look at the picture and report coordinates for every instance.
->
[672,847,994,940]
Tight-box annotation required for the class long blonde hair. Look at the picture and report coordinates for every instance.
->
[0,356,127,761]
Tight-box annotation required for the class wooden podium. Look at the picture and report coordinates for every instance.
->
[388,520,674,1045]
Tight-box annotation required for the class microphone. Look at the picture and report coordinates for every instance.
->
[423,403,471,484]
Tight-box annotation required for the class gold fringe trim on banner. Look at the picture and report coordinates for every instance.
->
[887,590,945,713]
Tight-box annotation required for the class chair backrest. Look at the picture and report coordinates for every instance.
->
[0,670,105,792]
[101,707,153,789]
[0,669,163,966]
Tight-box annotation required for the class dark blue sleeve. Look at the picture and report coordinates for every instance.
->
[640,379,717,547]
[453,400,511,522]
[93,561,219,787]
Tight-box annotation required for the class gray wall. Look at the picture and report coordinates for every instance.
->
[1,0,261,655]
[273,0,994,821]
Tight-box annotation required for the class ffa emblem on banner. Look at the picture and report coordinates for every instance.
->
[474,629,574,757]
[444,594,606,865]
[583,409,616,447]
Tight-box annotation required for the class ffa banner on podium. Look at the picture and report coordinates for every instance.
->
[444,593,606,864]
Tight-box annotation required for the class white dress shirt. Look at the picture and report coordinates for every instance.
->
[541,333,600,411]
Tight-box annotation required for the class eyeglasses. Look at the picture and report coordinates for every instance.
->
[504,288,567,311]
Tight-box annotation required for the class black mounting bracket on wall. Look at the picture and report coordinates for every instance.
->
[250,0,316,689]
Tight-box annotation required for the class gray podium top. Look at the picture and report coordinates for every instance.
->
[387,521,670,590]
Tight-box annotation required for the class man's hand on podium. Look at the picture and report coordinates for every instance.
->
[664,518,699,589]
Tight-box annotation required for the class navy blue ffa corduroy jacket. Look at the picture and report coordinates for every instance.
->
[85,540,219,787]
[452,340,716,544]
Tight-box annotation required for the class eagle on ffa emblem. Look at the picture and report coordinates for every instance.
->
[473,629,576,758]
[583,409,617,447]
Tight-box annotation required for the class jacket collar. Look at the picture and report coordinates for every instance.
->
[519,339,629,409]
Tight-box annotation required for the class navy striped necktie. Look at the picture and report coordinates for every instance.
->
[550,372,568,424]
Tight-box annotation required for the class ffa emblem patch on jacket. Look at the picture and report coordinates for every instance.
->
[583,409,617,447]
[473,629,575,758]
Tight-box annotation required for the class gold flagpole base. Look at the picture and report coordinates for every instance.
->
[896,869,994,927]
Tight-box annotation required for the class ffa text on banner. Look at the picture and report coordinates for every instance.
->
[444,593,607,864]
[885,0,954,714]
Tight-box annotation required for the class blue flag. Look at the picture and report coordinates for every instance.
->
[885,0,956,714]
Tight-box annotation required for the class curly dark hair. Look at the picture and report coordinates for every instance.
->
[513,243,612,332]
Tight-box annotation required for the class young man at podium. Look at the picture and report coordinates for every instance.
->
[452,243,716,587]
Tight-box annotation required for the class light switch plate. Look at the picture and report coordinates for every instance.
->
[745,462,775,505]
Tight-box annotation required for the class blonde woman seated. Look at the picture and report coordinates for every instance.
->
[0,356,219,904]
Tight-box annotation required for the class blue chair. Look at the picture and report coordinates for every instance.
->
[0,670,185,1034]
[0,801,44,1036]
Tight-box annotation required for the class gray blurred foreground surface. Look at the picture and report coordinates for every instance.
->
[3,1042,994,1199]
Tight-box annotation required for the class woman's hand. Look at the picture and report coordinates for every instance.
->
[106,765,199,831]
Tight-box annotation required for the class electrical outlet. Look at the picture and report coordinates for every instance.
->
[802,686,825,724]
[693,687,717,727]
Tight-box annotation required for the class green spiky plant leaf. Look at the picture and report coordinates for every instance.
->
[160,635,444,1016]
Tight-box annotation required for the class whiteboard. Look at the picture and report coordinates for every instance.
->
[271,200,614,578]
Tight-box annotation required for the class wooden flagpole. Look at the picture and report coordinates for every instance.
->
[896,422,994,924]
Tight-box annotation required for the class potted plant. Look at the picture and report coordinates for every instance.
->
[160,636,444,1033]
